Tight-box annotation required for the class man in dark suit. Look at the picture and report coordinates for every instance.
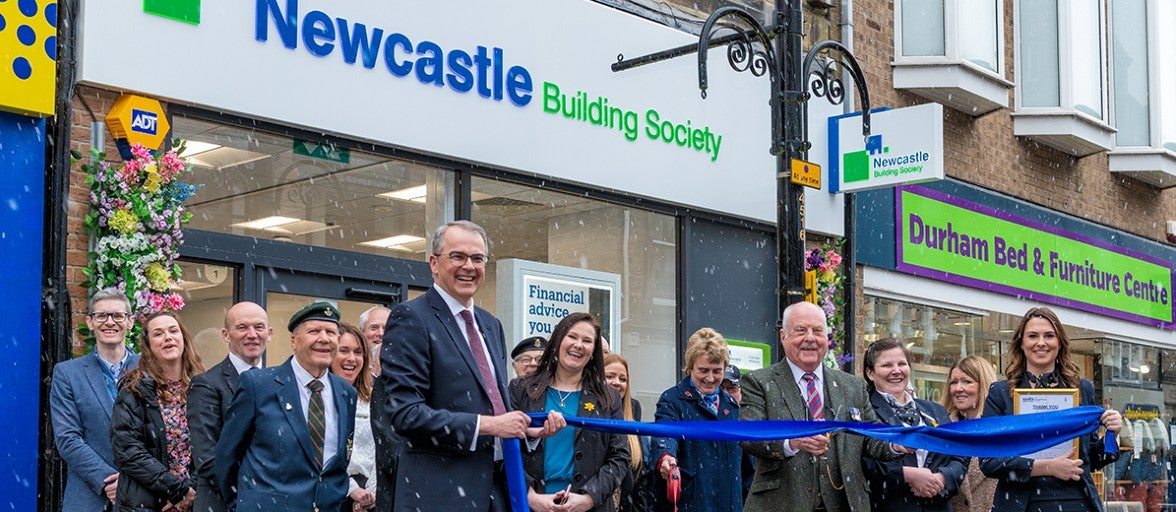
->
[188,301,272,512]
[740,301,904,512]
[216,302,357,511]
[379,220,536,512]
[50,287,140,511]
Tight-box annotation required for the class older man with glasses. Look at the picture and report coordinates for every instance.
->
[510,336,547,380]
[50,287,141,511]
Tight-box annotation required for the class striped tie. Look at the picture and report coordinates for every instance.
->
[307,380,325,468]
[802,372,823,420]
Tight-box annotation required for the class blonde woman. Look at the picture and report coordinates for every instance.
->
[940,356,999,512]
[652,328,742,512]
[604,354,652,512]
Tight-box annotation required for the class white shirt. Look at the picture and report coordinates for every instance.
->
[433,285,501,456]
[291,357,339,468]
[782,360,825,457]
[228,352,259,375]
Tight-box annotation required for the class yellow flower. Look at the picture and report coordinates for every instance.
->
[145,262,171,291]
[108,209,139,235]
[584,402,595,412]
[142,163,162,193]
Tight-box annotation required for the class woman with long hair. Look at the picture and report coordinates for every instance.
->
[652,328,742,512]
[330,322,376,512]
[980,306,1123,512]
[604,354,652,512]
[939,356,999,512]
[509,312,630,512]
[861,338,966,512]
[111,311,205,511]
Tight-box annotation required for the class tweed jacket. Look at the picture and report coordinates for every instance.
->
[740,363,898,512]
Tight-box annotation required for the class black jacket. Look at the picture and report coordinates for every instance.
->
[111,375,194,511]
[187,356,238,512]
[509,378,630,512]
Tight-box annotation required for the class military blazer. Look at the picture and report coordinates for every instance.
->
[740,363,898,512]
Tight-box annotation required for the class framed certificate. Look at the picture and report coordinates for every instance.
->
[1013,388,1080,459]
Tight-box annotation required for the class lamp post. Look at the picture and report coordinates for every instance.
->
[612,0,871,354]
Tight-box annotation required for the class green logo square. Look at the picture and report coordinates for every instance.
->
[144,0,200,25]
[843,150,869,183]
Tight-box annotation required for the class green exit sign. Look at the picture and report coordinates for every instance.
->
[293,141,351,164]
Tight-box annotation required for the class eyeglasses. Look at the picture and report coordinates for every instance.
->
[514,355,539,365]
[89,312,129,323]
[435,252,489,267]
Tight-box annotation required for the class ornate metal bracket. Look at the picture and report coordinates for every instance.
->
[803,40,871,139]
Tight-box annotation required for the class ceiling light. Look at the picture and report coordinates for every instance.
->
[359,235,425,252]
[170,281,218,292]
[178,141,220,158]
[1139,363,1151,374]
[232,216,301,230]
[953,321,972,326]
[378,185,428,203]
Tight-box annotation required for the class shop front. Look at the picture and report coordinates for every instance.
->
[68,0,791,411]
[856,179,1176,508]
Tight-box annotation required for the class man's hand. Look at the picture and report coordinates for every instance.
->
[526,411,566,439]
[658,455,678,479]
[789,434,830,456]
[480,411,531,439]
[102,473,119,503]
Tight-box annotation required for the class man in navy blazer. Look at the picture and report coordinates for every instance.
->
[379,220,534,512]
[215,301,357,511]
[50,287,140,511]
[188,302,272,512]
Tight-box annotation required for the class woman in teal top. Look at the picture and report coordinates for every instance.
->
[509,312,630,512]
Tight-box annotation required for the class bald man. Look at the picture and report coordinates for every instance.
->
[188,302,272,512]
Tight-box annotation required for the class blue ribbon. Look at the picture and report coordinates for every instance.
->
[508,406,1116,511]
[503,438,529,512]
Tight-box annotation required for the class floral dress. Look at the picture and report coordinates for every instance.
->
[160,380,192,512]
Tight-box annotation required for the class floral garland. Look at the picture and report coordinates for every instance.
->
[77,142,198,350]
[805,240,850,369]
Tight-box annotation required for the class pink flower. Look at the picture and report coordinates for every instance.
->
[130,143,152,161]
[826,250,842,267]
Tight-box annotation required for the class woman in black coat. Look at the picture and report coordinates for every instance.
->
[861,338,967,512]
[980,306,1123,512]
[509,312,630,512]
[111,312,204,511]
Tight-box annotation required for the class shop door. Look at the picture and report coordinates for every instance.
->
[258,267,413,367]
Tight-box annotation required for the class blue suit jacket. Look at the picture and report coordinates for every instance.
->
[652,377,743,512]
[215,358,356,511]
[50,352,140,512]
[380,286,512,511]
[980,378,1118,512]
[864,393,967,512]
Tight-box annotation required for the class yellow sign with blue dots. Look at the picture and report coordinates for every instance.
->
[0,0,56,116]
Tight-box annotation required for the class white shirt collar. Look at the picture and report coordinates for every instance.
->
[290,356,329,389]
[227,352,259,375]
[434,285,475,317]
[786,358,824,385]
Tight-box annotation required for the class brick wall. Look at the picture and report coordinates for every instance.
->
[65,85,131,355]
[851,0,1174,243]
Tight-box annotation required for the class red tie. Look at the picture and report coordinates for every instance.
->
[459,309,506,415]
[802,372,823,420]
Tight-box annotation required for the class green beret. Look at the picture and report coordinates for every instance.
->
[287,301,341,332]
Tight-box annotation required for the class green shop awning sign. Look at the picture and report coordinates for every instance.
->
[896,186,1174,330]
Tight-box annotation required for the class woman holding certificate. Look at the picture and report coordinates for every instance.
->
[980,306,1124,512]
